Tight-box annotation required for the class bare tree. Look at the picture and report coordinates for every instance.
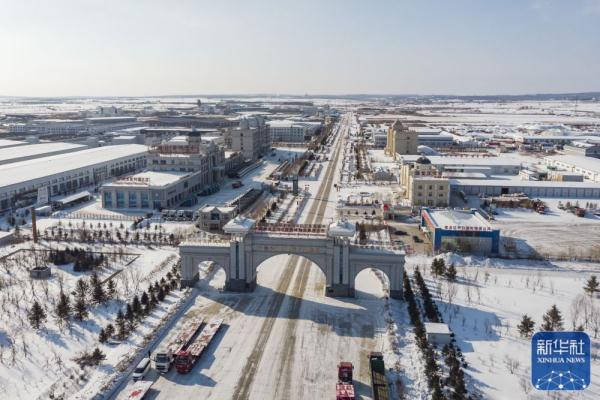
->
[503,354,520,374]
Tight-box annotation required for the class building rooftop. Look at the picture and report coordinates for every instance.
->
[107,170,190,188]
[0,144,148,189]
[450,176,600,188]
[0,139,26,149]
[424,208,492,230]
[200,205,236,213]
[0,142,86,163]
[401,154,524,167]
[424,322,451,335]
[544,155,600,172]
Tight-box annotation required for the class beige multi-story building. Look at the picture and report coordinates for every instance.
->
[400,156,450,207]
[228,116,270,161]
[385,120,419,158]
[147,132,225,185]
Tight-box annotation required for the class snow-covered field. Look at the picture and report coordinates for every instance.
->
[0,241,181,400]
[407,253,600,399]
[492,201,600,258]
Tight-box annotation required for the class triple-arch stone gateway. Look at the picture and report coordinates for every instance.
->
[179,218,405,299]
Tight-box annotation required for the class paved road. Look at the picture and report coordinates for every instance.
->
[115,113,387,400]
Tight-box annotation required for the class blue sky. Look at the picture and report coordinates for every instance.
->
[1,0,599,96]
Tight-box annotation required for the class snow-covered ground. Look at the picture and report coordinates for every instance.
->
[492,200,600,258]
[407,253,600,399]
[0,241,180,400]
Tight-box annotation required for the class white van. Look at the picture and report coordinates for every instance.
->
[132,357,151,381]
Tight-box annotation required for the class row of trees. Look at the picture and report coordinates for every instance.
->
[28,273,116,330]
[42,227,178,246]
[430,258,457,281]
[403,273,446,399]
[413,268,469,399]
[98,271,179,343]
[414,268,442,323]
[442,344,468,399]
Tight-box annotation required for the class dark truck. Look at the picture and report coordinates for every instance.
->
[368,352,389,400]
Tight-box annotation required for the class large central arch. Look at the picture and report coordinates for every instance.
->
[179,220,405,299]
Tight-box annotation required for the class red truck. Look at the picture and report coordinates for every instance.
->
[175,319,223,374]
[153,317,204,372]
[336,361,355,400]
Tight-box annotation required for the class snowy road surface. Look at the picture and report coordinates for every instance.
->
[115,113,391,400]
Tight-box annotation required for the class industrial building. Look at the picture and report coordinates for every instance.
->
[267,120,321,143]
[412,128,455,148]
[399,154,523,175]
[8,116,141,136]
[0,142,87,165]
[451,178,600,198]
[101,133,226,210]
[421,207,500,255]
[563,141,600,158]
[101,170,204,210]
[0,144,148,212]
[543,155,600,183]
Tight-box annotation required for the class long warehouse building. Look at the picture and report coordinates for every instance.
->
[0,142,87,165]
[0,144,147,211]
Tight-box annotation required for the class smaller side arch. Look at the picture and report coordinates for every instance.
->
[180,244,232,288]
[348,250,404,299]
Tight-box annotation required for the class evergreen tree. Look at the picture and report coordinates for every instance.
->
[140,291,149,306]
[150,292,158,308]
[28,300,47,329]
[91,347,106,364]
[98,328,108,343]
[55,291,71,327]
[430,258,439,276]
[446,263,457,281]
[107,279,117,300]
[157,286,165,302]
[115,309,128,339]
[74,296,88,321]
[105,323,115,339]
[517,314,535,338]
[132,295,142,318]
[75,278,89,301]
[143,301,152,315]
[584,275,600,297]
[437,258,446,275]
[541,305,564,331]
[90,273,106,304]
[431,258,446,277]
[125,304,137,331]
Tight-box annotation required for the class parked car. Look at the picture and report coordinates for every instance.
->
[133,357,151,381]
